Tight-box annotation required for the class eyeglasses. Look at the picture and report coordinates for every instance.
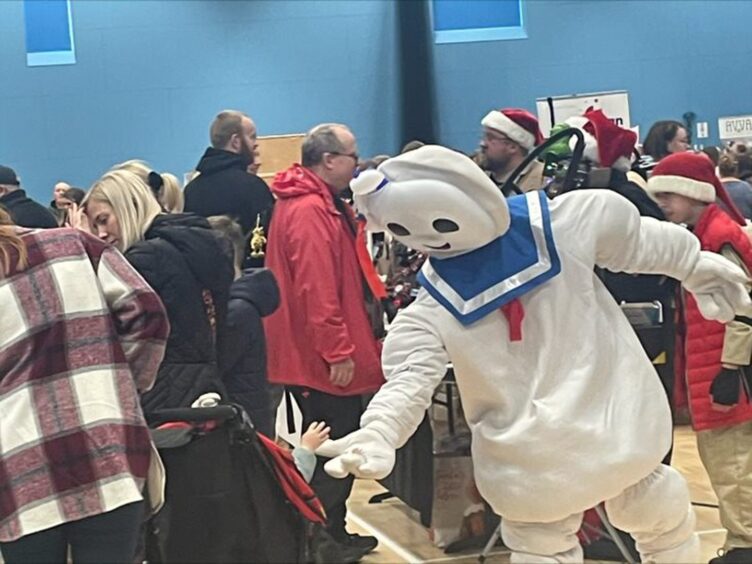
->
[328,151,359,163]
[482,131,515,145]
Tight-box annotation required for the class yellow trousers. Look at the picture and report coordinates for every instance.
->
[697,420,752,550]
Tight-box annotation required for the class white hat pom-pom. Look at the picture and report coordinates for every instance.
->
[350,169,388,197]
[564,117,599,165]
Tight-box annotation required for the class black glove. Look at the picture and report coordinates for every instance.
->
[710,368,742,406]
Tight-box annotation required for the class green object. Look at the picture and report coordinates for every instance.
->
[544,123,573,158]
[541,124,575,180]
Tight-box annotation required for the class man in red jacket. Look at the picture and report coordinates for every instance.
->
[264,123,384,555]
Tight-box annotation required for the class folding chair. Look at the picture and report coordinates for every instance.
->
[478,505,637,563]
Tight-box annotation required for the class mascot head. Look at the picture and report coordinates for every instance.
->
[351,145,509,258]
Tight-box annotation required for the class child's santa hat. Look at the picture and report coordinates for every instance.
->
[646,151,746,225]
[566,108,636,172]
[481,108,544,151]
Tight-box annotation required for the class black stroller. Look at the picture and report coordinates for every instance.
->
[144,404,330,563]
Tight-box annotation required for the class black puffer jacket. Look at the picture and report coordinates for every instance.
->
[183,148,274,268]
[595,170,677,303]
[218,268,280,436]
[0,190,57,228]
[126,213,234,417]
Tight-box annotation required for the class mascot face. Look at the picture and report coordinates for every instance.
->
[352,146,510,258]
[357,178,501,257]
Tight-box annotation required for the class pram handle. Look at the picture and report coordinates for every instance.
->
[146,404,242,426]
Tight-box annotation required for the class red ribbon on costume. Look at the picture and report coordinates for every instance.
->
[500,299,524,341]
[356,217,387,300]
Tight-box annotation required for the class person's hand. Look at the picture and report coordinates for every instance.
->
[316,427,396,480]
[710,366,742,412]
[66,202,90,232]
[329,357,355,388]
[683,251,752,323]
[300,421,331,451]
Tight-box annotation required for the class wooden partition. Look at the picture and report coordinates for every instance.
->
[256,133,305,182]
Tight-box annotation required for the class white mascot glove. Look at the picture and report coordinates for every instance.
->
[683,251,752,323]
[315,427,396,480]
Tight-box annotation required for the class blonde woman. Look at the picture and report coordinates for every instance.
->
[110,160,184,212]
[82,169,234,417]
[0,208,169,562]
[159,172,184,213]
[111,159,151,181]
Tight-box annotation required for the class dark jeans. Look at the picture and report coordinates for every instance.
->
[0,501,144,564]
[289,387,362,539]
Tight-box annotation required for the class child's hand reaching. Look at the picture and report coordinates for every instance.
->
[301,421,330,451]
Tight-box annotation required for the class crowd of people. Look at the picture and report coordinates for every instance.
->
[1,105,752,564]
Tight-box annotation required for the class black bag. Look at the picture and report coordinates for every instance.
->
[146,406,306,563]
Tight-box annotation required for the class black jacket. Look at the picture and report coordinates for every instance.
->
[218,268,280,436]
[183,148,275,267]
[126,213,235,416]
[0,189,57,228]
[49,200,66,226]
[594,170,677,303]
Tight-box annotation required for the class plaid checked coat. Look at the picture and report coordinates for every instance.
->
[0,228,169,542]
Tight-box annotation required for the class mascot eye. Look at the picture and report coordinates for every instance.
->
[432,219,460,233]
[387,222,411,236]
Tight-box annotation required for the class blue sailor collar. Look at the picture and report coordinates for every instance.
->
[417,190,560,326]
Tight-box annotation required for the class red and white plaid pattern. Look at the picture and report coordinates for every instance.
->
[0,228,169,542]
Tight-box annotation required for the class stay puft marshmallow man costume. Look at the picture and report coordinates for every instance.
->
[318,146,752,563]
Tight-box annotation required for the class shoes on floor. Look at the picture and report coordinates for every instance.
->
[333,532,379,554]
[337,542,369,563]
[312,528,369,563]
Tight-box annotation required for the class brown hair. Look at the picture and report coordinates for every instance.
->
[62,187,86,205]
[643,120,686,161]
[719,151,739,178]
[210,110,247,149]
[401,140,425,153]
[357,154,390,172]
[207,215,245,273]
[737,153,752,181]
[0,207,27,275]
[701,146,720,167]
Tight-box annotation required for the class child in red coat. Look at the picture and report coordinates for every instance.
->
[648,152,752,564]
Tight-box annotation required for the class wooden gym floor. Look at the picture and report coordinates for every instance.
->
[346,426,723,563]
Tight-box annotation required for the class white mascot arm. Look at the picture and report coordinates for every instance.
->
[570,189,752,323]
[317,299,449,479]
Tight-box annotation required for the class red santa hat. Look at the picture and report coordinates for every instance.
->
[481,108,544,151]
[566,108,636,172]
[646,151,746,225]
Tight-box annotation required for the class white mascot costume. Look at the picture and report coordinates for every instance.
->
[319,145,752,563]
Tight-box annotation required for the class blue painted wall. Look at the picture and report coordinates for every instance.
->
[434,0,752,154]
[0,0,399,202]
[1,0,750,203]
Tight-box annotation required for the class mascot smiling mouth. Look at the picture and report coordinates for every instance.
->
[426,242,451,250]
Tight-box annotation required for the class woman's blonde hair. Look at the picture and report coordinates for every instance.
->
[85,169,162,251]
[160,172,184,213]
[111,159,151,183]
[0,207,27,275]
